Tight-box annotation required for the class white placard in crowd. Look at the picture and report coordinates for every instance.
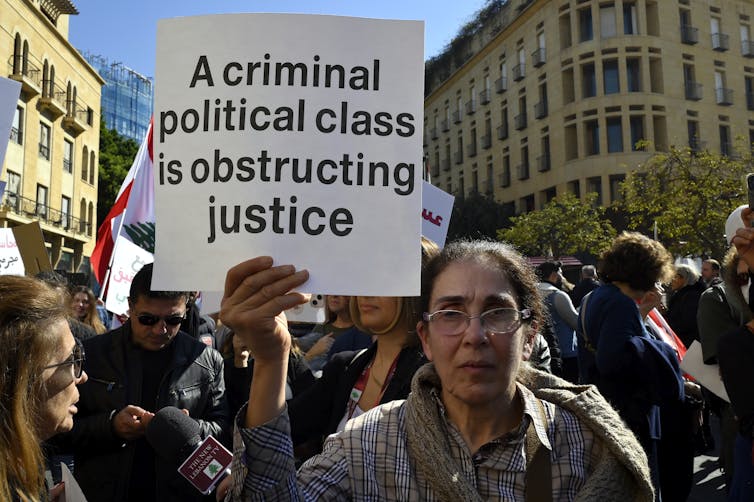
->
[0,228,24,275]
[0,77,21,179]
[680,340,730,402]
[421,181,454,249]
[105,238,154,315]
[152,14,424,295]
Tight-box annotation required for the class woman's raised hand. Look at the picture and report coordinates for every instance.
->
[220,257,309,364]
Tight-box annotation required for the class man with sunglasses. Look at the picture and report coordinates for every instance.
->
[63,263,230,502]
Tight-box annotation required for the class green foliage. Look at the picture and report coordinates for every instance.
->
[619,145,753,259]
[97,121,139,229]
[497,192,616,258]
[447,191,514,242]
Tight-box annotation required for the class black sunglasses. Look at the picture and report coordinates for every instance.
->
[136,313,185,327]
[44,338,85,378]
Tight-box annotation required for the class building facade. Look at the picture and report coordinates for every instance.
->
[83,52,152,143]
[424,0,754,214]
[1,0,104,272]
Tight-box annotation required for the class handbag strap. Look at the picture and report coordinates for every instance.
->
[578,292,597,354]
[525,397,552,502]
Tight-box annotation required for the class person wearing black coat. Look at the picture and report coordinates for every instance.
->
[666,265,706,348]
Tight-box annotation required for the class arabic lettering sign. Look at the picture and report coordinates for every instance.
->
[105,239,154,315]
[152,14,424,295]
[0,228,24,276]
[421,181,454,249]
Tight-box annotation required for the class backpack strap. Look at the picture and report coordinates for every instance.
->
[525,397,552,502]
[578,291,597,354]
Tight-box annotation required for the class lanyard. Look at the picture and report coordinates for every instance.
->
[345,353,400,420]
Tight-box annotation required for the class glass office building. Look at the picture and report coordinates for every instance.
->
[83,52,152,142]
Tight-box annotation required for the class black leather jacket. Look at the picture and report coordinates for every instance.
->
[67,323,229,502]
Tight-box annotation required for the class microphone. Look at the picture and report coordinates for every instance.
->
[146,406,233,495]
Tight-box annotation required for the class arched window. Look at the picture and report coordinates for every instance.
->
[21,40,29,75]
[42,60,49,96]
[13,34,21,74]
[87,202,94,236]
[50,65,56,96]
[72,85,77,112]
[66,81,72,114]
[89,151,95,184]
[79,198,86,233]
[82,146,88,181]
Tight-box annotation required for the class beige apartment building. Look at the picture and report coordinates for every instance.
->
[1,0,103,272]
[424,0,754,215]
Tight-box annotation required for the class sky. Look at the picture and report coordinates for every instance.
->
[68,1,489,78]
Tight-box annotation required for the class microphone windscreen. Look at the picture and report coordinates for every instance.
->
[145,406,202,466]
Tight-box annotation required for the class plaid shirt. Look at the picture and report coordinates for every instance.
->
[229,383,600,501]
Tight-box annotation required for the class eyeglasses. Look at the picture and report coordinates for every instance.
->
[423,307,532,336]
[43,338,85,378]
[136,313,185,327]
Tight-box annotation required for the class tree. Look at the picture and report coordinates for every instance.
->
[498,192,616,258]
[619,145,753,259]
[97,121,139,229]
[447,191,514,242]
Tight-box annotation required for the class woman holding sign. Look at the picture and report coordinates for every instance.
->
[286,238,436,461]
[220,240,653,501]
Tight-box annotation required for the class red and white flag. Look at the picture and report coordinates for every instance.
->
[91,119,154,286]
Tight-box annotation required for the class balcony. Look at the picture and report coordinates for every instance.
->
[63,100,92,135]
[715,87,733,105]
[680,25,699,45]
[500,170,511,188]
[7,55,41,97]
[441,119,450,132]
[537,153,551,172]
[497,124,509,140]
[479,89,491,105]
[430,127,438,140]
[63,158,72,173]
[531,48,546,68]
[711,32,730,51]
[0,192,91,238]
[495,76,508,93]
[514,112,527,130]
[455,150,464,164]
[465,99,476,115]
[467,142,477,157]
[517,163,530,180]
[481,133,492,149]
[39,80,67,118]
[743,40,754,57]
[442,157,450,172]
[512,63,525,81]
[452,110,462,124]
[534,101,548,119]
[684,82,703,101]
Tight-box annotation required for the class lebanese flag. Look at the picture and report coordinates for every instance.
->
[91,119,154,285]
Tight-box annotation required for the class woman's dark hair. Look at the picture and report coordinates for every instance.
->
[420,239,543,330]
[599,232,673,292]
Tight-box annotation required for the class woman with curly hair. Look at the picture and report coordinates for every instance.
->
[0,275,88,501]
[69,285,106,334]
[577,232,685,500]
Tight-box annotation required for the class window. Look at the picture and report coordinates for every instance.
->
[603,60,620,94]
[579,8,593,42]
[582,63,596,98]
[36,184,48,218]
[63,139,73,173]
[607,117,623,152]
[626,58,641,92]
[11,106,23,144]
[600,5,617,38]
[609,174,625,202]
[82,146,88,181]
[585,119,600,155]
[89,151,95,184]
[39,123,51,160]
[720,124,732,156]
[587,176,603,205]
[688,120,701,150]
[623,2,638,34]
[61,196,71,229]
[746,76,754,110]
[630,116,644,150]
[6,171,20,209]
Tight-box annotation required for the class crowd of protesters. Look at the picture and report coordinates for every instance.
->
[2,210,753,501]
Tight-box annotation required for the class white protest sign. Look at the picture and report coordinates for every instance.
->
[152,14,424,295]
[680,340,730,402]
[421,181,454,249]
[0,228,24,275]
[0,77,21,176]
[105,239,154,315]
